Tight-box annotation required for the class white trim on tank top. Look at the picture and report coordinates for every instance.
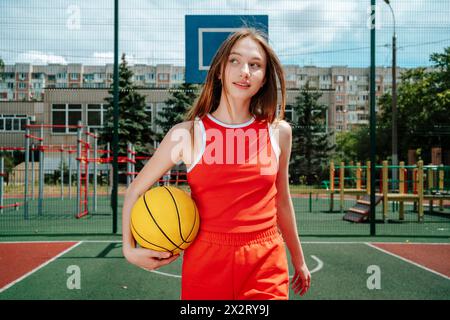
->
[206,113,256,128]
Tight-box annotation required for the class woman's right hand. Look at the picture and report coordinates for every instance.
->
[123,247,180,271]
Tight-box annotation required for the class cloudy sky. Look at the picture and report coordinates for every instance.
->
[1,0,449,68]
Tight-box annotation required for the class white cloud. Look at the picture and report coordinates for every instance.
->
[17,51,68,65]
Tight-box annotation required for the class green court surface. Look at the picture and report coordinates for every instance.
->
[1,240,449,300]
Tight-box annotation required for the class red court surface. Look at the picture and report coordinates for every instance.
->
[0,241,79,291]
[371,243,450,278]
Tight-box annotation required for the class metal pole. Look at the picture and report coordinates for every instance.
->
[38,125,44,216]
[112,0,119,234]
[68,150,72,199]
[0,155,4,215]
[132,144,135,183]
[127,142,131,187]
[107,142,112,195]
[60,145,64,200]
[24,118,30,219]
[370,0,377,236]
[77,122,82,216]
[385,0,398,191]
[93,129,98,213]
[86,127,90,213]
[31,143,35,200]
[392,19,398,191]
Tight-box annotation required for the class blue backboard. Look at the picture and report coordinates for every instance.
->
[185,15,269,84]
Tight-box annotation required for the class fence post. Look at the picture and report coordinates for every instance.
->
[399,161,405,220]
[77,122,82,216]
[417,160,424,222]
[382,160,388,221]
[340,161,345,213]
[24,118,30,219]
[60,145,64,200]
[439,165,444,211]
[38,125,44,216]
[0,155,4,215]
[127,142,132,187]
[93,129,98,213]
[428,164,433,213]
[329,161,334,212]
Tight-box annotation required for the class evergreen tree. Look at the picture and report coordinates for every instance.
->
[290,83,335,185]
[154,83,198,141]
[98,54,155,160]
[0,58,4,81]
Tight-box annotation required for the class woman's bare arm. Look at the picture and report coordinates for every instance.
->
[122,122,192,270]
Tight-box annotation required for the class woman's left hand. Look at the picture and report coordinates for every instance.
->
[291,260,311,296]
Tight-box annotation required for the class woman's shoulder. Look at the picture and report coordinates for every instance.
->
[270,119,292,134]
[168,120,198,135]
[171,120,194,130]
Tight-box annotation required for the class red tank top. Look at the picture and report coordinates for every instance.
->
[187,113,280,233]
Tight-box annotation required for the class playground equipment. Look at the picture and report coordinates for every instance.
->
[0,121,190,222]
[329,160,450,223]
[124,141,187,187]
[0,121,113,220]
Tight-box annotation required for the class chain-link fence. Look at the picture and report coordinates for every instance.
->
[1,0,449,237]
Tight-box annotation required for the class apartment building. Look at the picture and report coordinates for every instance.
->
[0,62,404,138]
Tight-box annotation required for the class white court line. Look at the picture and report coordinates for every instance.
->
[365,242,450,281]
[0,241,83,293]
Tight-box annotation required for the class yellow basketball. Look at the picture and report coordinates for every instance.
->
[130,186,200,255]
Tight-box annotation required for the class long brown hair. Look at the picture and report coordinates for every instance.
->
[185,28,286,128]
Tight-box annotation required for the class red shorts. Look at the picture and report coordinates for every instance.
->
[181,225,289,300]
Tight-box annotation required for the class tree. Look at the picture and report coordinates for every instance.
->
[0,58,4,81]
[98,54,155,160]
[154,82,198,141]
[290,84,335,185]
[377,46,450,163]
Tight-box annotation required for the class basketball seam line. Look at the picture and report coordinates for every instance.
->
[130,219,170,252]
[143,192,184,252]
[163,186,196,244]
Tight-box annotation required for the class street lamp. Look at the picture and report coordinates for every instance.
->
[384,0,398,191]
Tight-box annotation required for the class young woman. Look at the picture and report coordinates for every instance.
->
[122,28,311,300]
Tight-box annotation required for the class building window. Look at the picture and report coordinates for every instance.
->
[51,104,82,133]
[87,104,106,129]
[155,103,166,133]
[84,74,94,81]
[284,104,294,123]
[145,104,153,123]
[158,73,169,81]
[0,115,27,132]
[70,73,79,80]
